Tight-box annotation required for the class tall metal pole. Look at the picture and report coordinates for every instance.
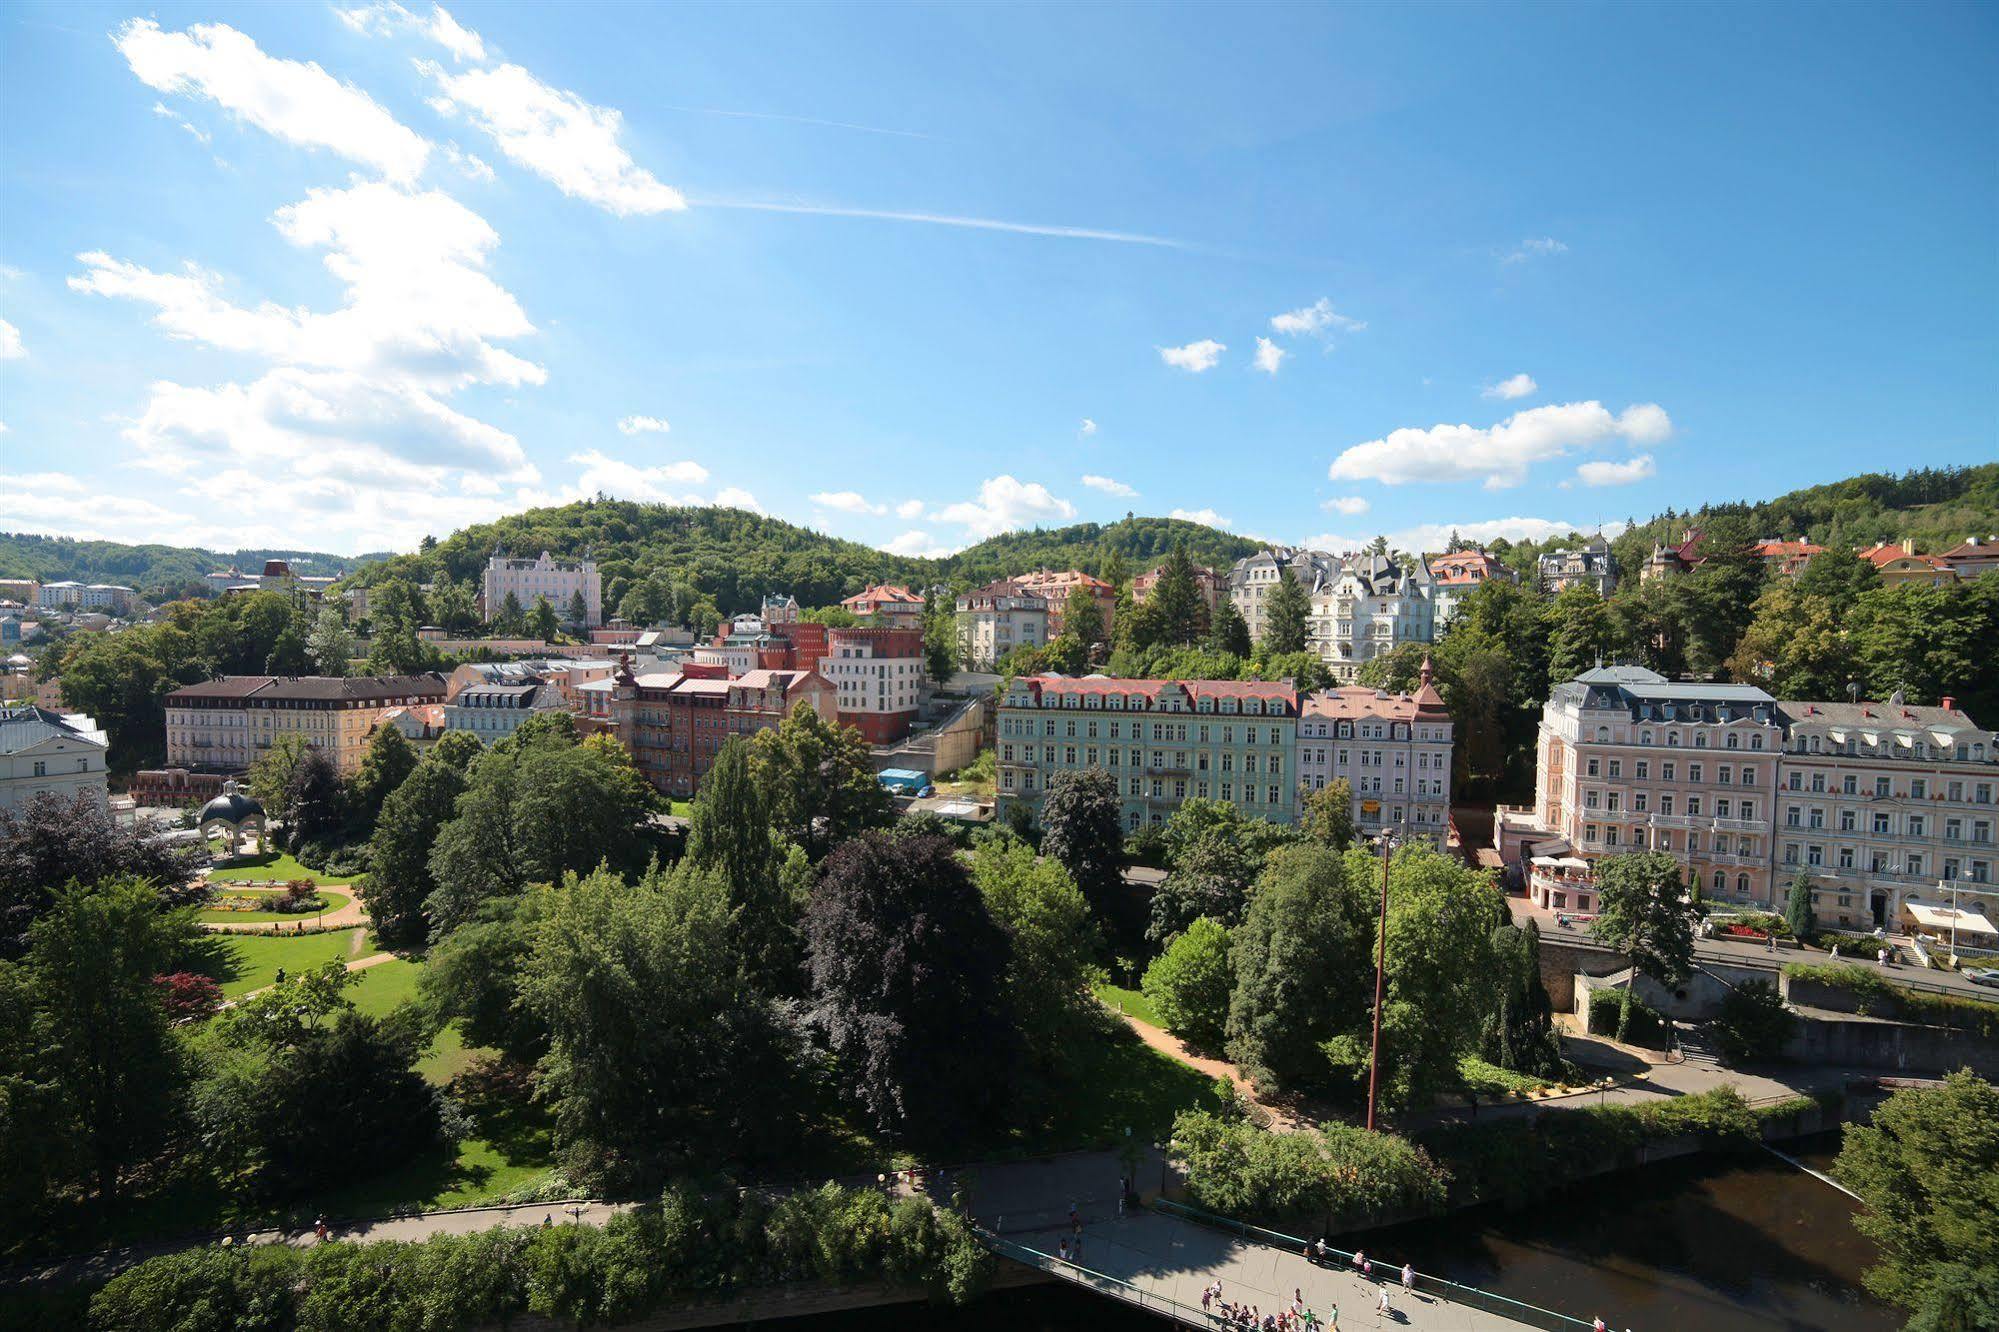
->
[1366,831,1394,1132]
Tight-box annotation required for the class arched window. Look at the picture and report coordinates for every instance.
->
[1713,870,1726,893]
[1596,726,1611,742]
[1737,874,1751,898]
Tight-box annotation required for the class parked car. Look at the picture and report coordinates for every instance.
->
[1963,967,1999,989]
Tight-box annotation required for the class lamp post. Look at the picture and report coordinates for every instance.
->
[1365,830,1399,1133]
[1943,877,1958,966]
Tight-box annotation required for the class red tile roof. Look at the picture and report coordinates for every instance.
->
[1303,683,1450,722]
[841,583,924,608]
[1010,674,1299,712]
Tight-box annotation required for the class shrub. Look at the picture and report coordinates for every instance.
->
[1586,988,1668,1048]
[1141,917,1233,1051]
[1784,962,1999,1039]
[1710,981,1796,1064]
[88,1184,990,1331]
[1171,1109,1446,1229]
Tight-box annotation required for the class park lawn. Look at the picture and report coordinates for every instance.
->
[344,958,491,1087]
[1094,982,1165,1029]
[668,799,694,817]
[196,888,352,924]
[1021,1023,1227,1152]
[208,851,356,886]
[218,928,377,997]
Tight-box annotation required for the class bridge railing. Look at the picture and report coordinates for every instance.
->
[1148,1197,1596,1332]
[977,1228,1207,1328]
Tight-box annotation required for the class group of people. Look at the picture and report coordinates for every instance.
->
[1200,1282,1332,1330]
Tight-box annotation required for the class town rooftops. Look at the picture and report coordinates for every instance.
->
[1856,540,1954,571]
[0,704,108,755]
[167,673,447,704]
[1777,697,1982,734]
[452,682,545,707]
[1007,674,1300,713]
[1302,684,1450,722]
[957,577,1049,609]
[1554,665,1777,720]
[841,582,924,607]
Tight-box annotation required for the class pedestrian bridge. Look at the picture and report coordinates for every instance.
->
[981,1199,1593,1331]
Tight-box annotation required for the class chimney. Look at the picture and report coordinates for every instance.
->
[1943,696,1956,712]
[1902,537,1916,555]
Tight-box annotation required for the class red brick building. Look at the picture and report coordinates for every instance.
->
[597,658,836,798]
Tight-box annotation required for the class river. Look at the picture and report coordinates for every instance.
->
[771,1134,1898,1331]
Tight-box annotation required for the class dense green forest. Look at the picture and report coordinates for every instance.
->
[0,534,377,603]
[6,463,1993,619]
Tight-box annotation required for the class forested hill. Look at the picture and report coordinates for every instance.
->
[354,505,1261,618]
[0,533,376,602]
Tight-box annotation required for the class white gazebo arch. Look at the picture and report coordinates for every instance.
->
[197,779,267,857]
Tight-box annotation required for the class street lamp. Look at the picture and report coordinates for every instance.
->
[1365,829,1400,1133]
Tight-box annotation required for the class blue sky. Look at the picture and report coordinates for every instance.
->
[1,1,1992,558]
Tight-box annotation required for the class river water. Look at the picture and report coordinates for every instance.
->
[772,1135,1898,1331]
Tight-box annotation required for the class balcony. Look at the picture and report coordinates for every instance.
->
[1646,813,1702,831]
[1712,817,1762,833]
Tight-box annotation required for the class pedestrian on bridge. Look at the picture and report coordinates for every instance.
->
[1402,1261,1415,1292]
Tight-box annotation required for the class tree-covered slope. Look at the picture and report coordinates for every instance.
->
[0,533,376,602]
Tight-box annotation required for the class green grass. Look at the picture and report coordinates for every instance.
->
[668,799,694,817]
[1094,982,1165,1029]
[216,928,377,996]
[208,851,356,885]
[196,887,352,923]
[1455,1055,1559,1098]
[1023,1024,1228,1151]
[347,956,423,1018]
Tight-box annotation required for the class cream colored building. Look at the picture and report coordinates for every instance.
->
[1520,666,1784,914]
[483,551,603,627]
[955,578,1049,669]
[165,674,448,776]
[1307,553,1435,681]
[0,705,108,815]
[1228,547,1340,644]
[1295,664,1454,846]
[1857,539,1958,588]
[1774,695,1995,933]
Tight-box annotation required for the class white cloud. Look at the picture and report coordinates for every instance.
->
[421,61,685,216]
[1252,337,1287,376]
[1380,517,1628,553]
[617,414,670,435]
[1503,236,1568,264]
[1483,373,1537,400]
[1171,508,1231,528]
[337,3,486,61]
[895,498,925,519]
[1081,474,1138,498]
[1327,400,1673,490]
[0,471,86,493]
[811,490,885,516]
[1270,297,1366,337]
[1322,496,1371,516]
[715,486,761,512]
[1159,339,1225,373]
[72,182,543,391]
[114,20,430,182]
[1079,418,1097,437]
[0,316,22,359]
[884,530,956,559]
[445,143,495,182]
[933,475,1076,539]
[569,448,709,501]
[1575,454,1657,487]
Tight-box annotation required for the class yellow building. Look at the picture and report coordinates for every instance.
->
[165,674,447,776]
[1857,539,1958,588]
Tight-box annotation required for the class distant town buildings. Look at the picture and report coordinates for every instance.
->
[839,583,926,628]
[1228,547,1340,644]
[1426,550,1517,625]
[997,675,1303,832]
[1857,539,1959,588]
[1296,660,1454,846]
[1939,536,1999,580]
[817,627,926,744]
[482,550,602,627]
[37,581,135,614]
[1744,537,1826,578]
[1537,537,1619,596]
[954,578,1049,670]
[1013,570,1116,638]
[164,674,448,776]
[0,703,108,815]
[1499,664,1997,938]
[1131,563,1229,616]
[1308,553,1435,682]
[592,659,836,798]
[1640,529,1705,583]
[443,680,567,744]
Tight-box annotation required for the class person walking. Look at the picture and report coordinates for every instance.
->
[1058,1237,1070,1263]
[1402,1261,1415,1292]
[1376,1286,1392,1315]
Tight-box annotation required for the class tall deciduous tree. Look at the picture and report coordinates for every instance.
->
[1545,584,1615,682]
[1037,767,1124,918]
[749,704,893,859]
[521,866,805,1185]
[0,792,195,958]
[1261,566,1310,655]
[1063,585,1105,648]
[305,607,354,677]
[1141,915,1233,1051]
[362,756,467,948]
[1836,1072,1999,1329]
[805,834,1017,1146]
[1226,844,1371,1094]
[26,880,190,1208]
[970,836,1102,1089]
[685,738,800,980]
[1591,851,1697,986]
[1301,778,1356,851]
[348,723,417,830]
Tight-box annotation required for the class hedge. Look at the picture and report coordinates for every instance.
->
[89,1183,991,1332]
[1783,963,1999,1039]
[1416,1088,1774,1209]
[1171,1110,1448,1231]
